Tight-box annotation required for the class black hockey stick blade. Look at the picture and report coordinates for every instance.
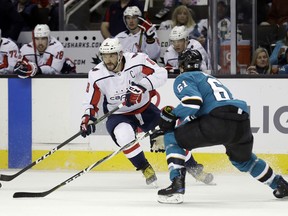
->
[13,186,60,198]
[13,127,158,198]
[0,103,124,182]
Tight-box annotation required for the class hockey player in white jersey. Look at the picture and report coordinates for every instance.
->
[0,29,19,74]
[164,26,211,73]
[14,24,74,78]
[115,6,161,60]
[80,38,167,186]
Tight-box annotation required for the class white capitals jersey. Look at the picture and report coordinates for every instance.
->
[115,30,161,60]
[20,36,65,74]
[164,39,211,72]
[0,38,19,74]
[83,52,167,117]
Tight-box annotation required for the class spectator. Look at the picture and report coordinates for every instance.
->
[246,47,272,75]
[236,0,252,24]
[216,0,231,40]
[30,0,59,30]
[191,1,231,50]
[101,0,144,39]
[278,48,288,74]
[158,5,196,37]
[270,25,288,66]
[164,26,211,74]
[158,5,209,49]
[266,0,288,25]
[14,24,75,78]
[0,0,24,41]
[115,6,161,60]
[13,0,37,31]
[0,29,20,74]
[159,5,207,49]
[257,0,272,25]
[155,0,197,19]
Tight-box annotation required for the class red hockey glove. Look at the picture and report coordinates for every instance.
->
[80,115,97,138]
[125,82,146,107]
[159,106,177,133]
[138,17,156,43]
[14,60,38,79]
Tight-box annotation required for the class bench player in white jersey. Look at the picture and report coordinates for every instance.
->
[0,29,19,74]
[164,26,211,74]
[14,24,74,78]
[79,37,167,186]
[115,6,161,61]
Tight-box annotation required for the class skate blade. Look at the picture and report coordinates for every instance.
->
[151,181,158,188]
[146,176,158,188]
[274,191,288,199]
[193,173,215,185]
[146,179,158,188]
[157,194,183,204]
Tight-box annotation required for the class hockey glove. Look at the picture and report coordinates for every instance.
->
[138,17,156,44]
[150,130,165,153]
[125,82,146,107]
[61,58,76,74]
[80,115,97,138]
[159,106,177,133]
[14,60,38,79]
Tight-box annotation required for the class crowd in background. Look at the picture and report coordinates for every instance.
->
[1,0,288,75]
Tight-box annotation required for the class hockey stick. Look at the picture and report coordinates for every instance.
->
[13,127,159,198]
[0,103,124,182]
[32,30,41,74]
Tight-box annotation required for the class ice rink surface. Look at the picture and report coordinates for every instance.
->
[0,170,287,216]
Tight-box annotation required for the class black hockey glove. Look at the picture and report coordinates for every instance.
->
[150,130,165,153]
[125,82,146,107]
[61,58,76,74]
[159,106,177,133]
[80,115,97,138]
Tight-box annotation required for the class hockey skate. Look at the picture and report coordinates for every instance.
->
[186,164,214,185]
[273,176,288,199]
[139,163,158,187]
[158,168,186,204]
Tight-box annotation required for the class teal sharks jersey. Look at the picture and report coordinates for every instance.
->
[172,71,248,121]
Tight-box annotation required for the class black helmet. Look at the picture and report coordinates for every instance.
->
[178,49,202,72]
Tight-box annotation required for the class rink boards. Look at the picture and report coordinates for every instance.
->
[0,78,287,173]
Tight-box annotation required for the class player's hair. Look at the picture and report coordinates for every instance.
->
[178,49,202,72]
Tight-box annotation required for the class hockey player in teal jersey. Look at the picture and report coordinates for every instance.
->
[157,49,288,204]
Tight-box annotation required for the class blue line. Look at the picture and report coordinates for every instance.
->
[8,78,32,168]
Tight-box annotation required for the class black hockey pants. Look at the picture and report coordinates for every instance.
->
[174,105,254,162]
